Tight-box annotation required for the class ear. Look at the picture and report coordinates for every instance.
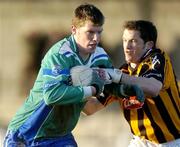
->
[145,41,154,49]
[71,25,77,35]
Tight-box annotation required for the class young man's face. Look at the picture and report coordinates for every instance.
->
[122,29,149,64]
[72,21,103,56]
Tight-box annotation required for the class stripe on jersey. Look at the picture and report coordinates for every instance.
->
[91,54,109,65]
[63,51,73,57]
[18,101,53,143]
[43,68,70,77]
[143,101,166,143]
[155,95,179,140]
[167,88,180,117]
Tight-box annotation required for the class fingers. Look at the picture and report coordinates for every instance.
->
[93,68,112,84]
[122,97,144,109]
[102,68,122,83]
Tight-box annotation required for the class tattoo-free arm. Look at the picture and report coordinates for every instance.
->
[121,74,162,97]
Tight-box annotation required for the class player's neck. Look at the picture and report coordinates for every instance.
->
[79,52,90,61]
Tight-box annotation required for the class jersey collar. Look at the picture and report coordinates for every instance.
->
[68,35,78,54]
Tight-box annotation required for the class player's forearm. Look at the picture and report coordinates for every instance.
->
[121,73,162,97]
[43,85,88,105]
[82,97,104,115]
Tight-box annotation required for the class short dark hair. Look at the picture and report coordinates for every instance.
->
[72,3,105,27]
[124,20,157,48]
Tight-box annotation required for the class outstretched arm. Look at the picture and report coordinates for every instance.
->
[103,68,162,97]
[121,75,162,97]
[83,82,145,115]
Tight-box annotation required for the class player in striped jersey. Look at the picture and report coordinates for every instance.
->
[96,20,180,146]
[3,3,113,147]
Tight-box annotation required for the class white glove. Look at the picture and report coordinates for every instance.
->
[102,68,122,83]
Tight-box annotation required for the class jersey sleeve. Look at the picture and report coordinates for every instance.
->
[41,53,85,105]
[140,53,165,84]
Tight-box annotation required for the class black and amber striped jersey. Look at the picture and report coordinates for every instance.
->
[119,48,180,143]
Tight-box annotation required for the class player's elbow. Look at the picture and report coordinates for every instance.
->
[44,98,52,105]
[43,93,56,105]
[149,88,161,97]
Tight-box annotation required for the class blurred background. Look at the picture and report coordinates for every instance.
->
[0,0,180,146]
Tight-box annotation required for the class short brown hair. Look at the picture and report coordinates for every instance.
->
[124,20,157,48]
[72,3,105,27]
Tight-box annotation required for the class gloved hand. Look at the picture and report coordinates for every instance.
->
[93,68,112,84]
[102,68,122,83]
[120,84,145,102]
[90,70,106,96]
[122,96,144,109]
[70,65,105,96]
[103,83,145,109]
[103,83,145,102]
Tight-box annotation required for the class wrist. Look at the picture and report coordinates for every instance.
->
[114,69,123,83]
[83,86,93,100]
[105,68,122,83]
[91,86,97,96]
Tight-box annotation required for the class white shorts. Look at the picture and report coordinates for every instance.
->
[128,135,180,147]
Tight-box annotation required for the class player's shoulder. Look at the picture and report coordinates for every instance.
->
[150,48,167,65]
[142,48,165,65]
[47,37,74,58]
[92,46,110,61]
[41,38,71,64]
[149,48,165,58]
